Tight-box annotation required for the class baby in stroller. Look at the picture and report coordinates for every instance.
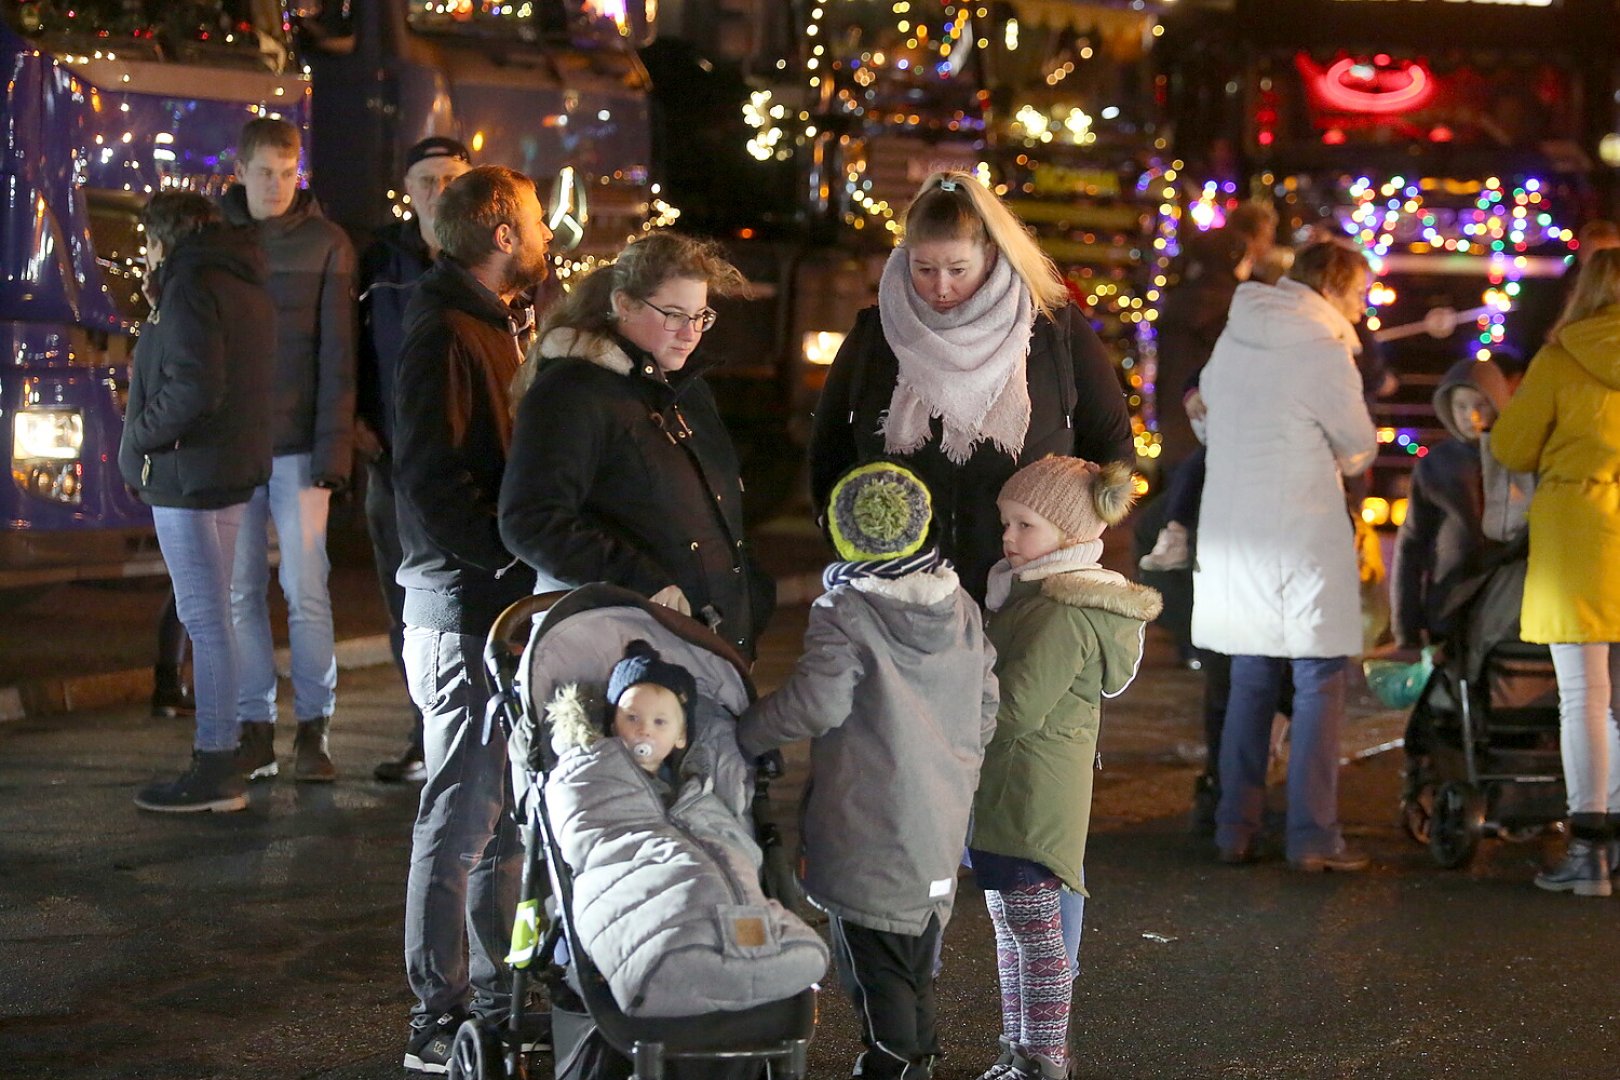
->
[542,637,828,1025]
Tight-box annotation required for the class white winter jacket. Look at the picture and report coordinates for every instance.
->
[1191,278,1378,658]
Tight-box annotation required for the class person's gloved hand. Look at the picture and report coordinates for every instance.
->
[649,585,691,616]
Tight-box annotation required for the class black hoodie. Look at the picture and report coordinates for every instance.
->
[118,223,275,510]
[393,258,537,635]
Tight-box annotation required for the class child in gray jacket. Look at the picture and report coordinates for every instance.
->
[738,461,999,1080]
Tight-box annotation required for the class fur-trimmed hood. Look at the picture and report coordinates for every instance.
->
[546,682,607,751]
[848,564,962,607]
[535,326,637,376]
[1039,568,1164,623]
[512,326,638,401]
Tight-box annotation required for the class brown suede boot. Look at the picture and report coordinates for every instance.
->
[235,721,278,781]
[293,717,337,783]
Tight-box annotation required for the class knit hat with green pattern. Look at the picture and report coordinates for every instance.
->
[826,461,934,563]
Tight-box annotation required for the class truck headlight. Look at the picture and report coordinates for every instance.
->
[13,407,84,461]
[12,407,84,506]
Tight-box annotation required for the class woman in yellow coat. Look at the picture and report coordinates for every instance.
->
[1491,248,1620,897]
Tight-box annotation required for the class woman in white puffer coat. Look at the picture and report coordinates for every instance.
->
[1192,240,1378,871]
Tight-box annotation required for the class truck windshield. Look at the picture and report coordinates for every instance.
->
[407,0,633,50]
[3,0,290,72]
[89,193,151,328]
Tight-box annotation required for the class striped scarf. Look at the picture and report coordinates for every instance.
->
[821,547,945,593]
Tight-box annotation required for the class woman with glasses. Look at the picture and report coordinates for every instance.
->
[499,231,775,658]
[810,172,1135,606]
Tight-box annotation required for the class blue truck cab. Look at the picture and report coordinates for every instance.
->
[1,0,653,583]
[1,2,308,582]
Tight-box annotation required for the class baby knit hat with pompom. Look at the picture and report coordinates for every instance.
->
[998,455,1138,543]
[826,460,934,562]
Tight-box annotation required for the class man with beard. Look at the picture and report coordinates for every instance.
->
[391,165,551,1073]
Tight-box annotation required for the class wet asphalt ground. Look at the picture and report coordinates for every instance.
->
[3,596,1619,1080]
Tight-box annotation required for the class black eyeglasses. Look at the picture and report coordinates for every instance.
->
[640,298,717,333]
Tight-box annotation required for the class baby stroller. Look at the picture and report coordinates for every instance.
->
[444,584,817,1080]
[1399,538,1564,869]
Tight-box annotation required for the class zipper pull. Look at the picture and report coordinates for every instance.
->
[141,455,151,485]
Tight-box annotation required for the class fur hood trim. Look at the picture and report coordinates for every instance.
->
[535,327,635,376]
[547,683,606,751]
[850,564,961,606]
[1040,570,1164,622]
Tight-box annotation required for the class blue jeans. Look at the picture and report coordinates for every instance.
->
[402,626,521,1024]
[152,504,245,753]
[1215,655,1349,861]
[230,453,337,724]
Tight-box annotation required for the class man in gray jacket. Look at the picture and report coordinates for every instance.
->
[221,117,356,784]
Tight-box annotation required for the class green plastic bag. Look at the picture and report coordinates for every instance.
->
[1362,647,1436,710]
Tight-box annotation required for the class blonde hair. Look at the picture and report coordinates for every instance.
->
[901,171,1069,320]
[1554,247,1620,338]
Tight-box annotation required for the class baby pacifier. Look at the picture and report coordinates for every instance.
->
[631,742,655,760]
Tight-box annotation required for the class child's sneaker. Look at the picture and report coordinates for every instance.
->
[1010,1053,1071,1079]
[976,1037,1029,1079]
[1138,522,1191,572]
[403,1009,466,1074]
[1534,838,1612,897]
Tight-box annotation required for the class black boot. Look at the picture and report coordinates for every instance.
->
[1191,772,1219,836]
[294,716,338,782]
[1534,815,1612,897]
[134,750,247,813]
[151,665,195,718]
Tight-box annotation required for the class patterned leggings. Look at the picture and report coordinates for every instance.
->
[985,881,1071,1066]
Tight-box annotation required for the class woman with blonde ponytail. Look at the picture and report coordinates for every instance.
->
[810,171,1133,604]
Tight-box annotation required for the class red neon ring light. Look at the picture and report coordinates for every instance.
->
[1315,57,1433,114]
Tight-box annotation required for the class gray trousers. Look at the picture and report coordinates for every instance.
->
[403,626,521,1025]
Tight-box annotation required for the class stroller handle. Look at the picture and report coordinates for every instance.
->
[484,591,571,684]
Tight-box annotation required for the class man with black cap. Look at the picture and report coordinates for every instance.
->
[357,136,472,782]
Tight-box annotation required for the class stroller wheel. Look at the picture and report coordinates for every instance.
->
[1429,781,1485,870]
[448,1019,507,1080]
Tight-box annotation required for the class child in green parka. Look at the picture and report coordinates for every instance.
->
[968,456,1162,1080]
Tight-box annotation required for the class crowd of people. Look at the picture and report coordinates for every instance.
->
[118,114,1619,1079]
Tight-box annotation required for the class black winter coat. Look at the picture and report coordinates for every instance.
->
[499,328,775,658]
[358,219,433,451]
[220,186,356,484]
[810,303,1134,603]
[118,224,274,510]
[1154,270,1238,468]
[1391,438,1485,648]
[393,259,537,635]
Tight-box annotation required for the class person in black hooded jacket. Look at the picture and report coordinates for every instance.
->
[810,172,1134,606]
[499,231,775,660]
[120,192,274,813]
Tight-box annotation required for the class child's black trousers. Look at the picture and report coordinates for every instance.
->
[828,912,942,1075]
